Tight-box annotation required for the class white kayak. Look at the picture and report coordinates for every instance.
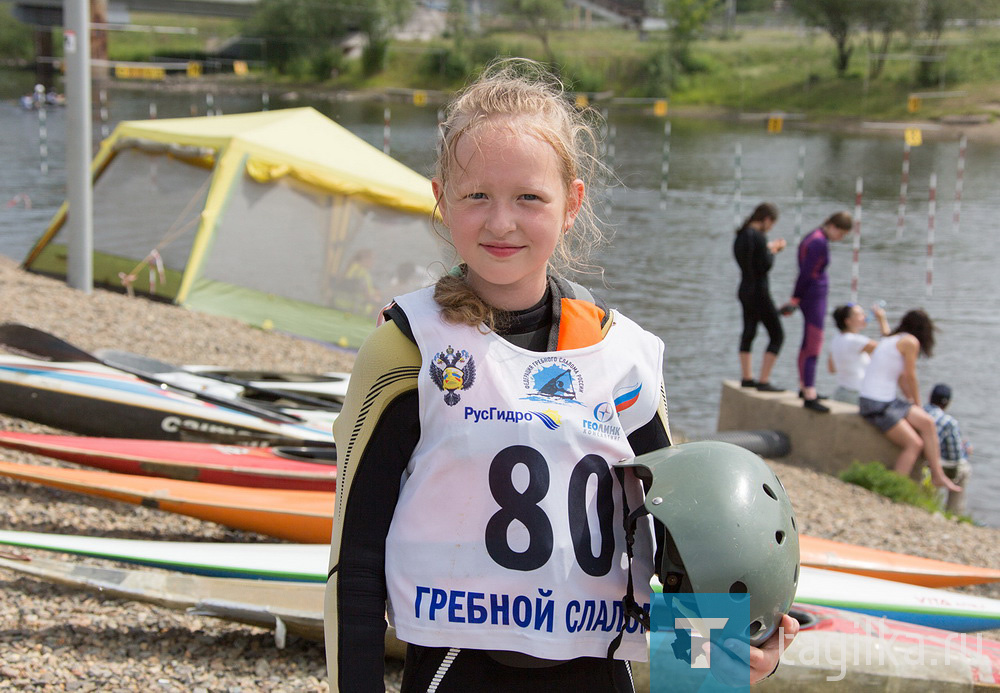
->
[3,529,1000,633]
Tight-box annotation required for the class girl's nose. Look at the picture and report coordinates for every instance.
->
[484,202,516,235]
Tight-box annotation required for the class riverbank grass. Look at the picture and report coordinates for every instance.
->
[839,461,973,523]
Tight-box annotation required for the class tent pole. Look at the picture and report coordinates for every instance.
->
[64,0,93,293]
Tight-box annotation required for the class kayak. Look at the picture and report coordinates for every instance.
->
[794,565,1000,633]
[0,354,335,446]
[0,528,329,581]
[799,534,1000,588]
[0,431,337,491]
[0,460,333,544]
[3,552,999,688]
[2,522,1000,633]
[97,348,350,410]
[0,553,329,645]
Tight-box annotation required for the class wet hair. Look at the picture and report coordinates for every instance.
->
[736,202,778,233]
[832,304,856,332]
[432,58,608,329]
[892,309,936,357]
[823,211,853,231]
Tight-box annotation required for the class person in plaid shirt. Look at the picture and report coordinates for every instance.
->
[923,384,972,514]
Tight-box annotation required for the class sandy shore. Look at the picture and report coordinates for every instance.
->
[1,257,999,690]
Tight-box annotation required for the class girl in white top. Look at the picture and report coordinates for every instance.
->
[325,59,795,692]
[857,309,961,492]
[827,302,889,404]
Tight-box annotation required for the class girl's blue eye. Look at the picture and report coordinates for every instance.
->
[468,192,486,200]
[521,194,539,201]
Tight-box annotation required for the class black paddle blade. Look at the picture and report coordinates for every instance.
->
[97,348,343,412]
[0,323,100,363]
[0,323,305,424]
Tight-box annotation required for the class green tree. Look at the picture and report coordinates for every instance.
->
[0,5,34,62]
[500,0,567,63]
[787,0,861,76]
[915,0,997,85]
[663,0,723,66]
[244,0,412,76]
[857,0,917,80]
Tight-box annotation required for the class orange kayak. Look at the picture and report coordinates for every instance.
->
[0,459,333,543]
[3,457,999,587]
[799,534,1000,588]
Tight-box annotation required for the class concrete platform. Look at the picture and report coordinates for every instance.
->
[715,380,921,479]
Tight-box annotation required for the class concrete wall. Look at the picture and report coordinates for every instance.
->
[715,380,921,479]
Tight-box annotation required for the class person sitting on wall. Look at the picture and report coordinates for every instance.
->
[827,302,890,405]
[857,309,961,494]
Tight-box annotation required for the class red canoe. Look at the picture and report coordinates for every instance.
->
[0,431,336,491]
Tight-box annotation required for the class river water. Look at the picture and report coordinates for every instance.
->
[1,69,997,527]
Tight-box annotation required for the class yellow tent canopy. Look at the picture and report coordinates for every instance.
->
[25,107,447,349]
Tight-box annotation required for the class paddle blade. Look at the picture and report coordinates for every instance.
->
[0,323,99,363]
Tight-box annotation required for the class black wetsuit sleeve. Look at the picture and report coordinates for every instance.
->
[325,321,421,693]
[626,413,671,455]
[336,393,418,692]
[752,228,774,276]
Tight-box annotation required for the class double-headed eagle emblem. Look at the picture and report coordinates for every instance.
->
[430,345,476,406]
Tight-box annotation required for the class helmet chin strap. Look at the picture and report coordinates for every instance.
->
[606,469,654,682]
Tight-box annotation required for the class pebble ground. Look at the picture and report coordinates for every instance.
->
[1,258,998,691]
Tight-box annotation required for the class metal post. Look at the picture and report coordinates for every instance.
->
[64,0,93,293]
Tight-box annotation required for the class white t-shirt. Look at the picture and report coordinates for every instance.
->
[829,332,871,392]
[385,287,663,662]
[860,334,905,402]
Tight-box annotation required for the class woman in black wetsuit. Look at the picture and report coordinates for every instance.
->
[733,202,786,391]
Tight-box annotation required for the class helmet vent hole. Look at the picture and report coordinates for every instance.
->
[790,515,797,530]
[776,530,786,545]
[729,581,748,601]
[762,484,777,500]
[744,620,765,639]
[794,564,800,583]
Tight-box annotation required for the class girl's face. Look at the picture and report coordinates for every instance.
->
[432,123,584,311]
[846,304,867,332]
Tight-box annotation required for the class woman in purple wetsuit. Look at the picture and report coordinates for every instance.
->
[782,212,852,412]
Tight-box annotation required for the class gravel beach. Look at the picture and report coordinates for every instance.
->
[1,256,999,691]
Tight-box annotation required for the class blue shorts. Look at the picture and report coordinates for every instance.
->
[859,397,912,433]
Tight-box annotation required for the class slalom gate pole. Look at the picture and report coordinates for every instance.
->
[37,98,48,174]
[383,107,391,156]
[733,142,742,228]
[659,120,671,211]
[927,172,937,298]
[952,135,966,234]
[794,144,805,241]
[99,89,110,139]
[896,140,910,240]
[850,176,863,304]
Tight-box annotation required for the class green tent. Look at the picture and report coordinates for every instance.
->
[24,107,448,349]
